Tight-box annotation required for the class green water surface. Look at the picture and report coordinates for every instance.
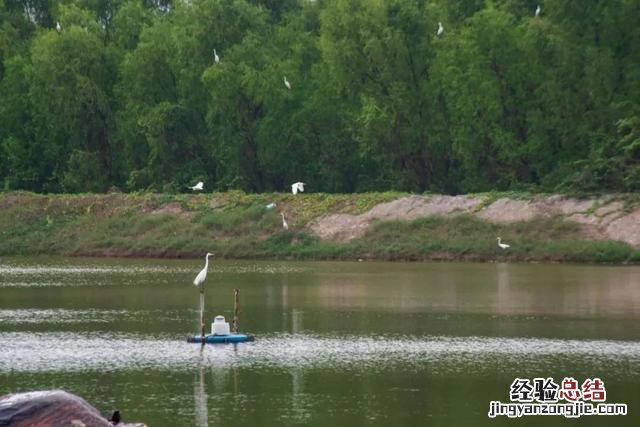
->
[1,257,639,426]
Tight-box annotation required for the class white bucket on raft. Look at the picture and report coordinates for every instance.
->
[211,315,230,336]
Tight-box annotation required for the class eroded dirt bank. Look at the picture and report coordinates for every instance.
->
[309,194,640,247]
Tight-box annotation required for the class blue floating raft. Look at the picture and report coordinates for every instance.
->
[187,334,254,344]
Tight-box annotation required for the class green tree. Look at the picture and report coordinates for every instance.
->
[0,0,639,194]
[25,4,115,191]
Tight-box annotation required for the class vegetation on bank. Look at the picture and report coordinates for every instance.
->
[1,192,639,263]
[1,0,639,195]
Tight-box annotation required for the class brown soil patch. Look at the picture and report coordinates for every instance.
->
[309,195,482,241]
[605,209,640,247]
[476,198,542,223]
[309,194,640,247]
[144,202,194,220]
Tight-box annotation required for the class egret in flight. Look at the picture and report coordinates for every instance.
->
[213,49,220,64]
[189,181,204,191]
[193,252,214,286]
[281,213,289,230]
[284,76,291,90]
[291,182,305,195]
[56,22,62,33]
[497,237,511,249]
[535,5,541,17]
[437,22,444,37]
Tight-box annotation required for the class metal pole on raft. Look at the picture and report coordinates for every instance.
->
[200,284,206,342]
[233,288,239,333]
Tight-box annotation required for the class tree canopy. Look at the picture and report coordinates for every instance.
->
[0,0,638,193]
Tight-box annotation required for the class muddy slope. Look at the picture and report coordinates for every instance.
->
[309,194,640,247]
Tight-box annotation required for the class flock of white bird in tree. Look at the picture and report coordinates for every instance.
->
[434,5,540,37]
[203,4,541,89]
[210,46,293,89]
[176,2,541,250]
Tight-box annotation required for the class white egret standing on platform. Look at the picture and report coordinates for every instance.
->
[281,213,289,230]
[535,5,541,17]
[284,76,291,90]
[213,49,220,64]
[497,237,511,249]
[193,252,214,286]
[194,252,214,341]
[437,22,444,37]
[189,181,204,191]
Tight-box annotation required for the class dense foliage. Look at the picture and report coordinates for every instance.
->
[0,0,638,194]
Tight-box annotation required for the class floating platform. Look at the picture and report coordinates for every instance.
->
[187,333,255,344]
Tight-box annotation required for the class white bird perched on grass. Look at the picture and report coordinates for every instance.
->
[193,252,214,286]
[284,76,291,90]
[188,181,204,191]
[437,22,444,36]
[535,5,541,17]
[291,182,305,195]
[56,22,62,33]
[497,237,511,249]
[281,213,289,230]
[213,48,220,64]
[265,202,277,209]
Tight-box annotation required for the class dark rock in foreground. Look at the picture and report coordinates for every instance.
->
[0,390,145,427]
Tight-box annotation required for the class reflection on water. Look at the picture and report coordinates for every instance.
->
[291,309,303,334]
[195,361,208,427]
[288,368,309,425]
[1,257,640,426]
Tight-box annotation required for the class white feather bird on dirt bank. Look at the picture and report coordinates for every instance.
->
[188,181,204,191]
[291,182,305,194]
[281,213,289,230]
[497,237,511,249]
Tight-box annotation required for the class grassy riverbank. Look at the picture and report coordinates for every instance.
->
[1,191,639,263]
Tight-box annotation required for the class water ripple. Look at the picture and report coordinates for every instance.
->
[0,281,69,288]
[0,332,638,374]
[0,263,309,277]
[0,309,130,324]
[0,308,189,324]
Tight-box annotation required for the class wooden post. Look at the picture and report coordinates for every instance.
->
[233,288,239,333]
[200,284,205,342]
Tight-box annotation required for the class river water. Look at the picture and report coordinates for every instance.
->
[0,257,639,426]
